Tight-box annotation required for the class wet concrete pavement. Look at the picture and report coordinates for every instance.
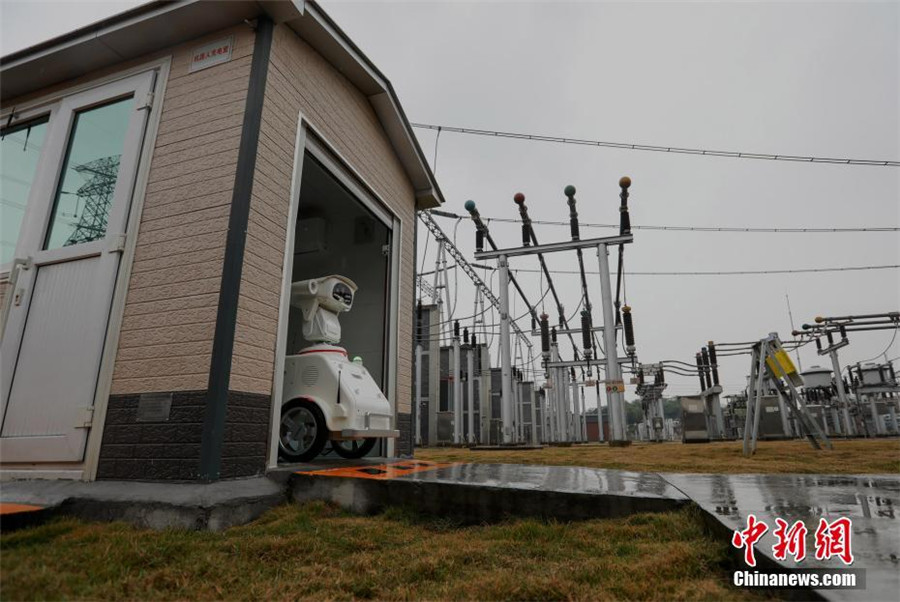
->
[291,461,689,522]
[663,473,900,602]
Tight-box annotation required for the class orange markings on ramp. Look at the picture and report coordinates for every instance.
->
[0,503,44,515]
[299,460,454,480]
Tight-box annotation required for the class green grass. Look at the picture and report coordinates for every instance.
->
[417,438,900,475]
[1,502,765,601]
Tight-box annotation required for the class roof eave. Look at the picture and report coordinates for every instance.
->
[0,0,443,209]
[287,2,443,209]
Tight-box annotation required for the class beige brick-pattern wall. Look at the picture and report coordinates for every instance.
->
[229,23,417,415]
[109,25,256,395]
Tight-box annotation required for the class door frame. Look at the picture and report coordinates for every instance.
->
[0,57,171,480]
[267,112,402,468]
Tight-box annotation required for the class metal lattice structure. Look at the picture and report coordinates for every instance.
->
[64,155,120,246]
[418,211,531,349]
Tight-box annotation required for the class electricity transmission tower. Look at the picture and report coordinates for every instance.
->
[65,155,120,246]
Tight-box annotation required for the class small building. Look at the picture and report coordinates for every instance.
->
[0,0,442,482]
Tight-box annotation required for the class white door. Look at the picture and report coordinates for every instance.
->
[0,72,155,463]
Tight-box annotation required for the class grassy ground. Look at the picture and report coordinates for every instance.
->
[416,438,900,475]
[1,502,763,601]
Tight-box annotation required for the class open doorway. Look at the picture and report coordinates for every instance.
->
[280,150,394,461]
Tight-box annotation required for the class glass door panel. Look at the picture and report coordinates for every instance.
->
[44,96,133,250]
[0,117,49,265]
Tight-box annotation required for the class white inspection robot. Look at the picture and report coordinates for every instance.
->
[279,275,398,462]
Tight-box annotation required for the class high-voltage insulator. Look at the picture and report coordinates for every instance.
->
[465,200,484,253]
[540,313,550,355]
[815,337,823,352]
[700,347,712,388]
[454,320,460,338]
[637,367,645,386]
[551,327,558,344]
[839,325,848,341]
[564,185,580,241]
[707,341,720,386]
[622,305,636,355]
[619,176,632,236]
[463,327,469,345]
[570,367,576,380]
[514,193,531,246]
[695,352,707,391]
[581,309,593,354]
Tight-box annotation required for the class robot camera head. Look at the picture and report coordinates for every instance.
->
[290,275,358,345]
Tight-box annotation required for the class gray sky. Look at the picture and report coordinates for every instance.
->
[3,0,898,405]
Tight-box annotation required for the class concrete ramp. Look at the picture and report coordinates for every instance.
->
[291,461,689,523]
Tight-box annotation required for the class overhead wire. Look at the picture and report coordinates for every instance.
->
[851,328,899,365]
[473,215,898,234]
[511,265,900,277]
[411,122,900,167]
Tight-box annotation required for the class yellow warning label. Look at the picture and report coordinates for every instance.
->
[766,348,797,378]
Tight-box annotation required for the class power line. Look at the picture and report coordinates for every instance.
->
[429,210,898,234]
[411,122,900,167]
[510,265,899,277]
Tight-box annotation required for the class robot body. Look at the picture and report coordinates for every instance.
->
[282,344,396,438]
[279,275,398,462]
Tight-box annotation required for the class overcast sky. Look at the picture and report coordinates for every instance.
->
[2,1,897,407]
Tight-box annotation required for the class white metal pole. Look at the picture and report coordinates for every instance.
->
[829,349,854,436]
[549,343,559,441]
[453,336,462,444]
[415,343,423,445]
[530,387,538,445]
[559,370,568,441]
[584,389,589,441]
[598,394,605,442]
[597,243,624,442]
[498,255,514,444]
[571,379,580,442]
[479,346,491,444]
[657,397,666,440]
[518,380,525,442]
[556,368,565,441]
[467,346,475,444]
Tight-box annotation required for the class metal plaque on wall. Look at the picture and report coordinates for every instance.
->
[137,392,173,422]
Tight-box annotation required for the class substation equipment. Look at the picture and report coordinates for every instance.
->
[467,177,638,446]
[851,361,900,435]
[673,341,728,443]
[634,363,671,441]
[797,311,900,438]
[413,211,535,447]
[279,276,399,462]
[742,333,831,457]
[679,342,727,442]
